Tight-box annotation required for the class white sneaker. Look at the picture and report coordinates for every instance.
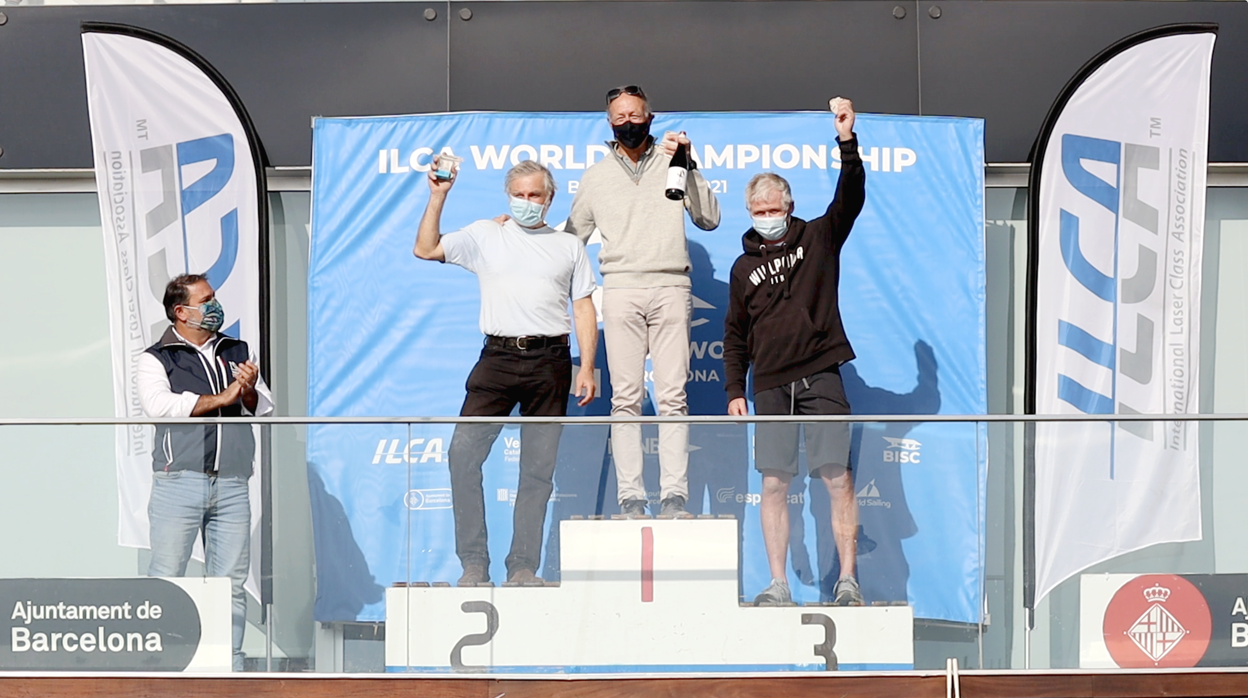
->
[833,576,864,606]
[753,579,792,605]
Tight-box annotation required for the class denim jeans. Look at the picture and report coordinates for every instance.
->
[450,343,571,578]
[148,470,250,672]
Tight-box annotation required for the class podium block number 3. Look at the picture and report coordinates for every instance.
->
[801,613,838,671]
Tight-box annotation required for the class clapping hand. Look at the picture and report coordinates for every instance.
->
[231,360,260,396]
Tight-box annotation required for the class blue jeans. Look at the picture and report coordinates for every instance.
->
[148,471,250,672]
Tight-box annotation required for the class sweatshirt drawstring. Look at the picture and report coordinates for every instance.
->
[761,244,775,296]
[783,234,796,299]
[790,377,811,415]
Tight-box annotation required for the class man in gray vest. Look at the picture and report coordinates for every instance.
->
[415,158,598,586]
[137,273,273,671]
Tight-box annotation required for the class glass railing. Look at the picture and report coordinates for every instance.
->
[0,414,1240,674]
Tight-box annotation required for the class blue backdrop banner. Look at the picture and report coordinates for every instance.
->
[307,111,986,625]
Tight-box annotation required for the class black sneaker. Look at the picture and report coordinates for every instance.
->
[620,499,648,518]
[457,563,489,587]
[659,495,694,519]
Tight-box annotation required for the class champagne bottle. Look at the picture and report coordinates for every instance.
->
[665,142,689,201]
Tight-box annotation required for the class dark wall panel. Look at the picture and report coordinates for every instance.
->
[0,4,448,169]
[447,1,920,117]
[2,2,1248,168]
[919,1,1248,163]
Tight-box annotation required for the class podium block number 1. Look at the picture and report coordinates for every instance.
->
[641,527,654,603]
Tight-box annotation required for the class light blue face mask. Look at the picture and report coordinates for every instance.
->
[509,196,548,229]
[752,215,789,241]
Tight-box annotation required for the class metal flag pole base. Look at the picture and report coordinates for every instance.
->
[265,603,274,672]
[945,657,961,698]
[1024,607,1032,669]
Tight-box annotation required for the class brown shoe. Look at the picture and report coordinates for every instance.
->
[504,569,545,586]
[457,563,489,587]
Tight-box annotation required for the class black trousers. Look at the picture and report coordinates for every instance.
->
[449,343,571,576]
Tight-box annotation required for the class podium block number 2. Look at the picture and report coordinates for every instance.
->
[451,601,499,672]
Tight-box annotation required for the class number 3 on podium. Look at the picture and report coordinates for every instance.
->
[801,613,838,671]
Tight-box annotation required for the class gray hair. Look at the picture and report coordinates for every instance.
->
[503,160,557,199]
[605,87,653,119]
[744,172,793,209]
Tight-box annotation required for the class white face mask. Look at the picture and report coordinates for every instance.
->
[509,196,548,228]
[752,215,788,241]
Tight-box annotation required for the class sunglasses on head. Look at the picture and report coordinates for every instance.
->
[606,85,646,103]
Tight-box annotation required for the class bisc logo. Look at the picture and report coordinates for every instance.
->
[881,437,921,464]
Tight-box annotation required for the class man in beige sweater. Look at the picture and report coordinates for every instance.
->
[565,85,721,518]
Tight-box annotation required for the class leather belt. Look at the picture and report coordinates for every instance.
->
[485,335,569,351]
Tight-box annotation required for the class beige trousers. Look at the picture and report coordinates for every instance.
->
[602,286,691,503]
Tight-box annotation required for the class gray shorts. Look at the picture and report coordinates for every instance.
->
[753,367,852,477]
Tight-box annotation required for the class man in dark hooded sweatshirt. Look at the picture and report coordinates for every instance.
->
[723,97,866,606]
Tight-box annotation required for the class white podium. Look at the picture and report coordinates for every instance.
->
[386,519,913,673]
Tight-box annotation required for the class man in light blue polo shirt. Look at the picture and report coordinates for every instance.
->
[414,158,598,586]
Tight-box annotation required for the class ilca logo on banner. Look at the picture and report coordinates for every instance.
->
[1053,128,1191,447]
[372,438,446,464]
[135,129,243,338]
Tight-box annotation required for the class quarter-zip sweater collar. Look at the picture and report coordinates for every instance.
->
[607,137,656,182]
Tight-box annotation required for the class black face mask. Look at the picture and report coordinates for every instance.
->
[612,120,651,149]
